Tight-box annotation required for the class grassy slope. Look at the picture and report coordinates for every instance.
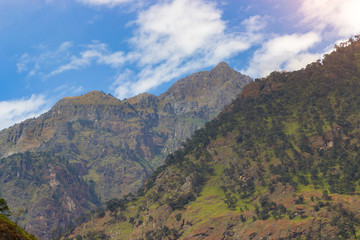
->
[0,214,37,240]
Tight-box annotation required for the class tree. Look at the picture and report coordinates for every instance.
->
[106,198,127,218]
[0,198,11,216]
[225,193,237,209]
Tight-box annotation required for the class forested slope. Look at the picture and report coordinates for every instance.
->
[67,37,360,239]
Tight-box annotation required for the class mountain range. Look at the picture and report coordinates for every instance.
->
[0,62,251,239]
[64,37,360,239]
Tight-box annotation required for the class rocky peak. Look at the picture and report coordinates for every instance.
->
[209,61,239,79]
[47,91,128,123]
[159,62,251,102]
[158,62,252,115]
[58,91,121,106]
[211,61,232,73]
[124,93,159,108]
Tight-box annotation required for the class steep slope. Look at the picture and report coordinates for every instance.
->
[67,37,360,239]
[157,62,249,156]
[0,63,251,239]
[0,214,37,240]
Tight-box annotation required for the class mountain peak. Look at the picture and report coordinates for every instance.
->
[209,62,237,77]
[211,62,235,74]
[61,90,121,105]
[212,61,231,71]
[157,63,252,117]
[124,93,158,107]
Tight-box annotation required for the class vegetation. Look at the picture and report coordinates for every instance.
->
[0,198,10,216]
[0,213,37,240]
[0,199,36,239]
[64,36,360,239]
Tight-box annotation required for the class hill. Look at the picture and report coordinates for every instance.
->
[66,36,360,239]
[0,63,251,239]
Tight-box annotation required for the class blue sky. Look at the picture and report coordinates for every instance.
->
[0,0,360,130]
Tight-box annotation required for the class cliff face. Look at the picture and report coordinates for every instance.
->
[157,62,250,155]
[68,38,360,239]
[0,63,251,239]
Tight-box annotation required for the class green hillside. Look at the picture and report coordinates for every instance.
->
[67,36,360,239]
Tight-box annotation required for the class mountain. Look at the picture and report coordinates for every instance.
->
[0,63,251,239]
[66,37,360,239]
[0,214,37,240]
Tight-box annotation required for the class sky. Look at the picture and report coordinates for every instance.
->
[0,0,360,130]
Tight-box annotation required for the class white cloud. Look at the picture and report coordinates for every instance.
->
[13,0,360,102]
[112,0,265,98]
[0,95,49,130]
[28,0,264,99]
[19,41,127,78]
[243,0,360,78]
[285,53,323,71]
[78,0,133,7]
[99,51,126,67]
[242,15,268,33]
[17,41,74,77]
[300,0,360,37]
[243,32,322,78]
[132,0,225,65]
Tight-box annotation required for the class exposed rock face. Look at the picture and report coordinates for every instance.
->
[0,63,251,239]
[158,62,250,154]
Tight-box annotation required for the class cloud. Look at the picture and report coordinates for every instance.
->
[18,41,126,78]
[242,15,268,33]
[111,0,265,98]
[300,0,360,37]
[243,0,360,78]
[244,32,322,77]
[0,95,49,130]
[77,0,134,7]
[17,41,74,77]
[111,69,134,98]
[22,0,264,99]
[48,42,126,77]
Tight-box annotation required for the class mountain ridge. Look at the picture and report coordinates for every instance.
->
[0,62,252,239]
